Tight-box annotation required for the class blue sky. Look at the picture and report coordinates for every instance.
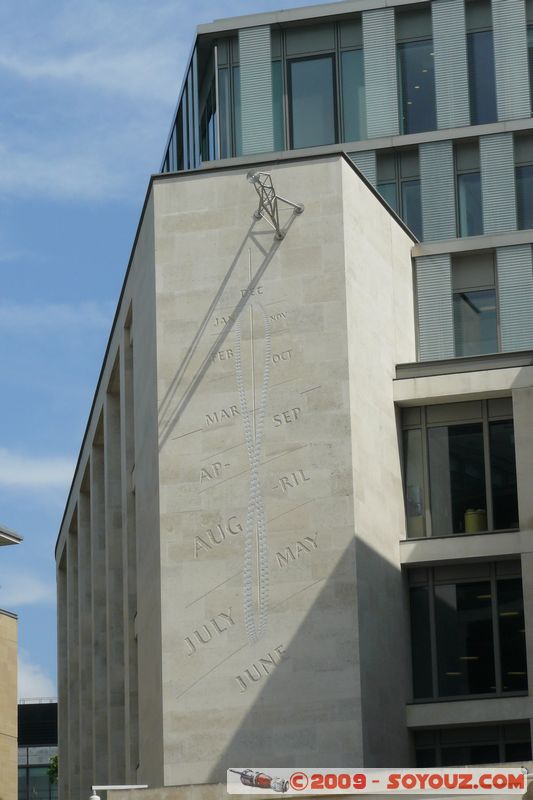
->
[0,0,312,698]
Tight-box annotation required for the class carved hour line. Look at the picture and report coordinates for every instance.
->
[270,577,326,611]
[270,377,299,389]
[176,642,249,701]
[172,427,203,440]
[185,570,242,609]
[196,441,245,465]
[197,445,307,495]
[300,385,322,395]
[267,497,317,524]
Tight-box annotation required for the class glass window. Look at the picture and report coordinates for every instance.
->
[398,40,436,134]
[402,179,423,239]
[409,568,528,701]
[378,182,398,213]
[377,150,422,237]
[490,420,519,530]
[498,578,528,692]
[467,31,497,124]
[341,49,366,142]
[457,172,483,236]
[410,586,433,698]
[528,26,533,111]
[402,401,518,538]
[453,289,497,356]
[288,55,337,149]
[452,252,497,357]
[516,165,533,229]
[435,580,495,697]
[404,429,425,537]
[428,423,486,536]
[218,68,231,159]
[233,66,242,157]
[415,724,531,767]
[272,61,284,151]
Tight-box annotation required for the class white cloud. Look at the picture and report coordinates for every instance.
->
[0,300,114,330]
[18,651,56,700]
[0,570,56,607]
[0,448,74,488]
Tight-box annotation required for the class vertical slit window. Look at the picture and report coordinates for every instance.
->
[467,30,497,124]
[341,49,366,142]
[272,61,284,151]
[288,55,337,149]
[397,39,436,134]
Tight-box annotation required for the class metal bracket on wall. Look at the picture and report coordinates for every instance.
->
[247,170,304,239]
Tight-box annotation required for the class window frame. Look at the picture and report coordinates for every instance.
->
[452,253,500,357]
[396,34,437,135]
[454,141,483,237]
[286,53,340,150]
[514,134,533,230]
[377,149,422,238]
[414,723,532,766]
[466,25,498,126]
[408,563,528,703]
[401,400,517,539]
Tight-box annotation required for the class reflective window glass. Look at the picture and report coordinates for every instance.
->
[410,586,433,698]
[233,66,242,156]
[457,172,483,236]
[272,61,284,151]
[428,423,486,536]
[528,26,533,111]
[289,55,337,148]
[489,421,519,530]
[404,429,425,538]
[435,581,495,697]
[218,69,231,158]
[467,31,497,124]
[498,578,528,692]
[453,289,497,356]
[398,40,436,134]
[402,179,422,238]
[377,182,398,213]
[341,49,366,142]
[516,165,533,229]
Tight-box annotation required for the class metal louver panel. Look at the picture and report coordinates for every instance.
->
[496,245,533,351]
[432,0,470,129]
[480,133,517,233]
[420,141,456,240]
[348,151,377,186]
[416,254,455,360]
[492,0,531,120]
[363,9,400,138]
[238,26,274,155]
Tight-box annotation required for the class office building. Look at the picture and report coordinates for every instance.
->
[18,699,58,800]
[1,525,22,800]
[56,0,533,798]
